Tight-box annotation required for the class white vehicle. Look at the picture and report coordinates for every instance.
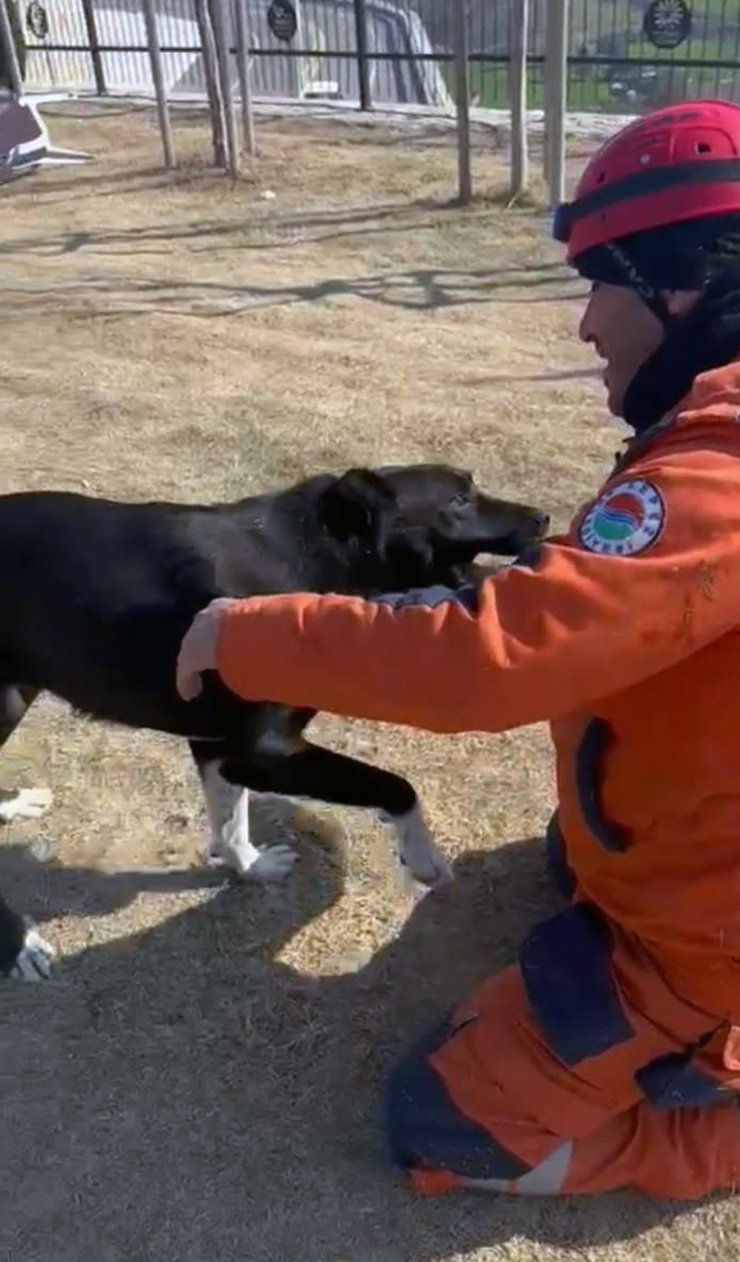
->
[23,0,453,110]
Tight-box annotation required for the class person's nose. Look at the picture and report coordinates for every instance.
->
[579,296,594,345]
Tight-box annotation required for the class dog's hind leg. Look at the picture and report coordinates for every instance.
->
[190,741,297,882]
[0,686,55,980]
[0,891,54,981]
[0,686,53,824]
[221,742,452,889]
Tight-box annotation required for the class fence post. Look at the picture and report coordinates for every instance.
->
[353,0,371,111]
[234,0,256,156]
[509,0,529,201]
[195,0,226,168]
[0,0,23,95]
[544,0,568,209]
[211,0,240,176]
[453,0,472,205]
[141,0,176,168]
[81,0,106,96]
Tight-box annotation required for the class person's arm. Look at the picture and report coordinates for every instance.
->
[178,456,740,734]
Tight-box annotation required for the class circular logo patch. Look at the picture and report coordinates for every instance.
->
[643,0,692,51]
[267,0,297,42]
[579,479,665,556]
[26,1,49,39]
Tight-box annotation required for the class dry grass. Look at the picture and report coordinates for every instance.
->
[0,103,733,1262]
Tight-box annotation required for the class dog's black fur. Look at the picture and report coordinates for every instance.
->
[0,464,547,975]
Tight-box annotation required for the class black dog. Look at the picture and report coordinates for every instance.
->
[0,464,547,979]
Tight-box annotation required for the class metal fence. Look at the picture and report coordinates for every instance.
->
[13,0,740,112]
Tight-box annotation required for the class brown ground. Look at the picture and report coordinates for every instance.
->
[0,103,733,1262]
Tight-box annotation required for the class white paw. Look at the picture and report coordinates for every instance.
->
[202,838,228,868]
[203,839,297,883]
[243,844,297,883]
[0,786,53,824]
[384,804,453,889]
[9,927,55,981]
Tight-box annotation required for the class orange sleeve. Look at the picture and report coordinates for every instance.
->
[216,452,740,734]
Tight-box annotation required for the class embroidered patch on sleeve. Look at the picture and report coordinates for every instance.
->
[578,479,665,556]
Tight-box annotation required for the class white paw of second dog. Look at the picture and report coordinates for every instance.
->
[204,840,297,883]
[0,786,54,824]
[382,804,453,890]
[9,927,55,981]
[245,844,298,883]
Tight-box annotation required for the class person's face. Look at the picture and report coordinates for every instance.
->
[579,281,699,417]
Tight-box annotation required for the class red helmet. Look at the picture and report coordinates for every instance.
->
[554,100,740,262]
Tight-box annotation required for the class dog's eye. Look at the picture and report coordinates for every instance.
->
[450,493,469,509]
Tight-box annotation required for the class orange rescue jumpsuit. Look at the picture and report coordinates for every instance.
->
[212,362,740,1198]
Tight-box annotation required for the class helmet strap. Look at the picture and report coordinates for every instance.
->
[603,242,679,329]
[623,266,740,431]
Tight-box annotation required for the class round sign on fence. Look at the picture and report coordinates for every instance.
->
[267,0,297,43]
[25,0,49,40]
[643,0,692,50]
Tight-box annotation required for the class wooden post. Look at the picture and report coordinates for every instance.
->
[0,0,23,95]
[544,0,568,208]
[141,0,175,169]
[194,0,226,169]
[509,0,529,201]
[234,0,256,156]
[210,0,240,177]
[453,0,472,205]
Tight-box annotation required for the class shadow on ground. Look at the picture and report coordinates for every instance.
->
[1,264,583,321]
[0,200,503,252]
[0,815,710,1262]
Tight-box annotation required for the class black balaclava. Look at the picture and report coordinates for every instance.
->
[573,213,740,432]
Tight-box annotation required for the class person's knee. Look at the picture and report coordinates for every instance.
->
[385,1017,533,1192]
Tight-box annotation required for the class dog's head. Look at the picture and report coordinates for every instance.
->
[318,464,548,589]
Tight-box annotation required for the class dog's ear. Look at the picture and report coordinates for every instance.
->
[319,469,397,553]
[386,526,436,581]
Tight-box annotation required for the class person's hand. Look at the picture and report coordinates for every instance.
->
[176,597,240,700]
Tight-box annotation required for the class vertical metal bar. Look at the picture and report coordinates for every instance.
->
[731,0,740,104]
[211,0,240,177]
[701,0,718,98]
[141,0,176,168]
[667,58,676,105]
[81,0,106,95]
[233,0,256,156]
[453,0,472,205]
[353,0,371,110]
[542,54,553,183]
[509,0,529,201]
[328,0,339,102]
[0,0,23,94]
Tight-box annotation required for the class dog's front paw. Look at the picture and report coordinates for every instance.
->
[243,844,298,882]
[205,836,297,882]
[0,786,53,824]
[8,927,55,981]
[383,804,453,889]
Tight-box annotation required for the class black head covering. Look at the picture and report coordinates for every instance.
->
[573,213,740,430]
